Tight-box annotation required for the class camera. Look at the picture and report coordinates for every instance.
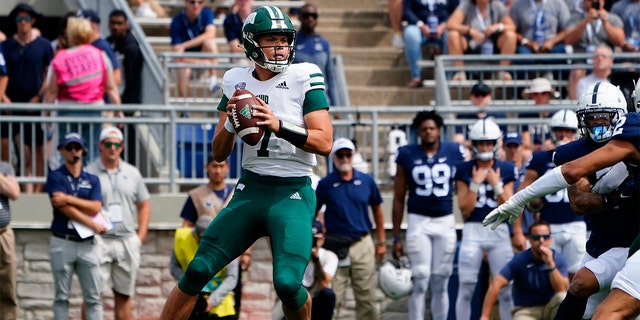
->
[591,1,600,10]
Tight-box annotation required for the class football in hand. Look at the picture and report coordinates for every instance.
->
[230,89,264,146]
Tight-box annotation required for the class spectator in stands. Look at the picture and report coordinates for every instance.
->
[0,47,7,162]
[480,221,568,320]
[294,4,338,105]
[107,10,143,105]
[43,17,122,160]
[178,157,249,318]
[170,215,239,320]
[52,12,77,53]
[85,126,150,320]
[509,0,571,76]
[392,110,464,320]
[2,3,54,193]
[576,44,612,98]
[610,0,640,52]
[46,132,106,320]
[77,9,122,90]
[0,154,21,320]
[130,0,168,18]
[0,31,5,42]
[454,118,516,320]
[170,0,221,97]
[564,0,624,99]
[446,0,517,81]
[223,0,253,59]
[389,0,404,48]
[403,0,458,87]
[107,9,143,162]
[316,138,386,320]
[520,77,560,152]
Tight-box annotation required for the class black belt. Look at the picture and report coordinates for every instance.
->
[53,232,94,243]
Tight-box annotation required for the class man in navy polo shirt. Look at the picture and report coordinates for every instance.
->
[315,137,386,320]
[480,221,568,320]
[2,3,54,193]
[170,0,220,97]
[46,132,106,320]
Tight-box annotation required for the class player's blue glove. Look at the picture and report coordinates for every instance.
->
[482,198,525,230]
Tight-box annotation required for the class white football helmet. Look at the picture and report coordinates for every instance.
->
[378,259,413,300]
[577,82,627,143]
[549,109,578,146]
[632,78,640,113]
[469,118,502,161]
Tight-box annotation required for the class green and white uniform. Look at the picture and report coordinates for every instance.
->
[179,62,329,312]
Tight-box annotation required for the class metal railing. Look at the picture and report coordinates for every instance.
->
[421,52,640,106]
[0,103,579,192]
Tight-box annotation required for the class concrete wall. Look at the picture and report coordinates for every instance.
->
[10,194,407,320]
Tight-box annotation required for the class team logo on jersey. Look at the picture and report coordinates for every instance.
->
[234,82,247,91]
[438,157,447,163]
[276,81,289,90]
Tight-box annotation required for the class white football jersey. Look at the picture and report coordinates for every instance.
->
[219,62,328,177]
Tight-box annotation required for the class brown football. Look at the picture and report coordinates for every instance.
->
[230,89,264,146]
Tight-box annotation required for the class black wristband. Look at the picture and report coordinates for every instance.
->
[275,120,308,148]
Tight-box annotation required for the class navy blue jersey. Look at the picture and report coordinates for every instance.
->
[526,150,582,224]
[395,142,465,217]
[454,159,516,223]
[554,134,640,258]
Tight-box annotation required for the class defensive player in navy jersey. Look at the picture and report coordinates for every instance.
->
[512,110,586,278]
[454,118,517,320]
[483,89,640,319]
[161,6,333,320]
[391,110,465,320]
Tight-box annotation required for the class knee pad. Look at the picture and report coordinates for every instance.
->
[179,257,213,295]
[274,274,308,311]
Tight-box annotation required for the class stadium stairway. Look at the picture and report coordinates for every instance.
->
[140,0,435,107]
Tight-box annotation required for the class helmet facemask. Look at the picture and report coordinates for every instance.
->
[576,108,625,143]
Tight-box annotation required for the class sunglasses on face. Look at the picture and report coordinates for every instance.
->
[16,16,33,23]
[65,144,83,151]
[103,141,122,149]
[335,152,353,159]
[301,13,318,19]
[530,234,551,241]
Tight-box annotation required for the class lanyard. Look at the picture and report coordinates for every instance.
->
[67,175,80,196]
[107,169,119,195]
[475,6,491,30]
[530,0,547,31]
[585,19,602,44]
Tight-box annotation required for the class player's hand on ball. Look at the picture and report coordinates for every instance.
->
[482,199,524,230]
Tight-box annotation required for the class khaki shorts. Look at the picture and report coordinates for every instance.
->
[96,235,142,296]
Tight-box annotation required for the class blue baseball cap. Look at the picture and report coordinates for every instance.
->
[58,132,86,149]
[76,9,101,24]
[504,131,522,146]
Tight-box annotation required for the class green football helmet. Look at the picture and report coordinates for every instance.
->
[242,6,296,73]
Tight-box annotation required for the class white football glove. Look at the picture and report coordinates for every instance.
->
[591,161,628,195]
[482,198,525,230]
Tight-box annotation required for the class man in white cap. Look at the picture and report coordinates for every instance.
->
[85,126,150,320]
[521,77,560,152]
[315,137,386,320]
